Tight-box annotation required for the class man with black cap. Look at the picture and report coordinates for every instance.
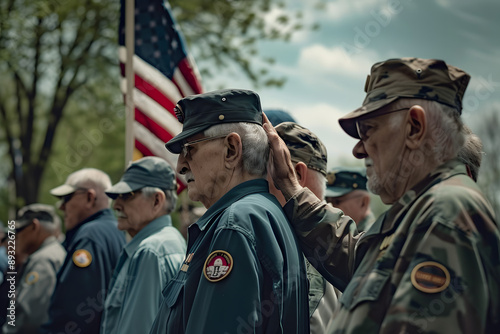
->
[264,58,500,333]
[41,168,126,334]
[150,89,309,333]
[100,156,186,334]
[325,167,375,232]
[268,122,340,334]
[2,204,65,334]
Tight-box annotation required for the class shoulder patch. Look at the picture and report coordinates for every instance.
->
[25,271,39,285]
[72,249,92,268]
[411,261,450,293]
[204,250,233,282]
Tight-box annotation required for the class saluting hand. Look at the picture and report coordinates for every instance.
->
[262,112,302,201]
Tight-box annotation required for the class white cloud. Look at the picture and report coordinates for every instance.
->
[324,0,387,21]
[297,44,377,77]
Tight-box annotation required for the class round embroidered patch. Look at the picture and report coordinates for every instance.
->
[25,271,39,285]
[203,250,233,282]
[411,261,450,293]
[72,249,92,268]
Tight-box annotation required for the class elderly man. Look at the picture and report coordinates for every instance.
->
[264,58,500,333]
[41,168,126,334]
[150,89,309,333]
[269,122,339,334]
[100,157,186,334]
[2,204,65,334]
[325,167,375,232]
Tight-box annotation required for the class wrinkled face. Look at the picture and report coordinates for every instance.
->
[113,190,155,237]
[176,134,228,208]
[352,110,409,204]
[58,189,90,231]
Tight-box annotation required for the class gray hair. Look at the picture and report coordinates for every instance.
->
[457,125,483,182]
[390,98,465,165]
[141,186,177,214]
[204,122,269,177]
[309,169,326,199]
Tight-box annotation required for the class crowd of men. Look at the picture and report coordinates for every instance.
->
[1,57,499,334]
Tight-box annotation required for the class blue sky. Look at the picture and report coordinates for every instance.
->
[205,0,500,170]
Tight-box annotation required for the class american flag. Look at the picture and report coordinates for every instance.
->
[119,0,203,191]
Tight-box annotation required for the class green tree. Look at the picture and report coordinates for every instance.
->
[0,0,316,217]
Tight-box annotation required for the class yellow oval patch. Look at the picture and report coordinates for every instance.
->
[411,261,450,293]
[203,250,233,283]
[72,249,92,268]
[25,271,39,285]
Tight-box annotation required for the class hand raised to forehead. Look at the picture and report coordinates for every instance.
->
[262,112,302,201]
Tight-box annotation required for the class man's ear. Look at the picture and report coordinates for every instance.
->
[294,162,308,187]
[406,105,427,149]
[224,133,242,169]
[86,188,97,207]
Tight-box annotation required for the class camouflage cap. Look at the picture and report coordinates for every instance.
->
[339,58,471,138]
[275,122,327,176]
[325,167,367,197]
[165,89,263,154]
[105,156,176,198]
[15,203,61,229]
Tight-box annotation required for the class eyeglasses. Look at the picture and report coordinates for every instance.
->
[60,188,88,205]
[180,135,227,158]
[114,190,142,201]
[356,108,409,141]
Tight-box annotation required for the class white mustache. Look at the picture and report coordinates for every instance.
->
[365,158,373,168]
[184,172,195,182]
[115,211,127,218]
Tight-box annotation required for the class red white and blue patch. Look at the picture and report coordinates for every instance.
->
[204,250,233,282]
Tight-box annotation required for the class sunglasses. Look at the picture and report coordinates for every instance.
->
[60,188,88,204]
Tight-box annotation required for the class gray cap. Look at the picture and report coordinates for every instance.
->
[105,156,176,198]
[16,203,61,229]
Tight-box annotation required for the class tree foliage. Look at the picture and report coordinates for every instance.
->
[0,0,313,217]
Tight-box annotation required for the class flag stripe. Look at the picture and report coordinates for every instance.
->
[135,108,174,143]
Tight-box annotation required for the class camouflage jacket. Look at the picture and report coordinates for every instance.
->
[284,159,500,333]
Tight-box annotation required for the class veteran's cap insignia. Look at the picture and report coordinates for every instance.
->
[411,261,450,293]
[26,271,39,285]
[204,250,233,282]
[174,104,184,123]
[73,249,92,268]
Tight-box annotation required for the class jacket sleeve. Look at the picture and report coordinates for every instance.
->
[380,210,500,333]
[185,227,263,334]
[284,187,362,291]
[40,239,107,334]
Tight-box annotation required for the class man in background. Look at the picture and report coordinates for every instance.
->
[100,157,186,334]
[3,204,65,334]
[325,167,375,232]
[269,121,339,334]
[41,168,126,334]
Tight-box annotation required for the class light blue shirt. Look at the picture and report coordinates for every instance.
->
[100,215,186,334]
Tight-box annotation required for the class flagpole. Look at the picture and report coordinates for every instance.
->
[124,0,135,166]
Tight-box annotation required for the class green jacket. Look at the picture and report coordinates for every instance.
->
[284,159,500,333]
[150,179,309,333]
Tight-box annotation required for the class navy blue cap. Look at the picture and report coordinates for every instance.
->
[165,89,263,154]
[325,167,367,197]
